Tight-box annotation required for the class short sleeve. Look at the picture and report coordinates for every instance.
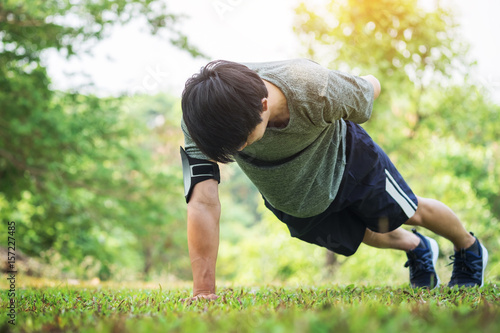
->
[181,119,211,160]
[322,70,374,124]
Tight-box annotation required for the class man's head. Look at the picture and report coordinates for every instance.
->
[181,60,268,163]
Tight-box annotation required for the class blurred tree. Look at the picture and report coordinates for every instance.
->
[0,0,204,280]
[295,0,472,135]
[0,0,204,60]
[294,0,499,278]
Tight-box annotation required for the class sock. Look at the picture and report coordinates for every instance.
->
[465,238,480,256]
[416,239,426,249]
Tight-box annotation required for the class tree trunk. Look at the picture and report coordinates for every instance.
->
[325,250,338,273]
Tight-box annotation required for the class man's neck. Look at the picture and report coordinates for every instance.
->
[263,80,290,128]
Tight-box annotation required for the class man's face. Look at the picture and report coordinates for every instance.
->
[238,98,270,151]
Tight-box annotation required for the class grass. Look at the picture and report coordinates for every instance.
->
[1,283,499,333]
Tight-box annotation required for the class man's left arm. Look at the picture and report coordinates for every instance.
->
[360,75,381,100]
[321,68,380,124]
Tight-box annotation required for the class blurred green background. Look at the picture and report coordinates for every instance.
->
[1,0,498,286]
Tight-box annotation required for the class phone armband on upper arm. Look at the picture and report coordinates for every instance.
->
[180,147,220,203]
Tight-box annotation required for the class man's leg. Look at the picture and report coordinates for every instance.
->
[405,196,475,250]
[363,226,441,288]
[407,196,488,287]
[362,227,419,251]
[341,121,485,287]
[362,196,474,251]
[362,196,487,288]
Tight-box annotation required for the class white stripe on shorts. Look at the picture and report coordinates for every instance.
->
[385,169,417,218]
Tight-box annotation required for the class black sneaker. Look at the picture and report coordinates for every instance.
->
[448,233,488,288]
[404,229,440,288]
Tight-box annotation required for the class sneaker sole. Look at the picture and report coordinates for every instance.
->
[423,235,440,288]
[480,242,488,287]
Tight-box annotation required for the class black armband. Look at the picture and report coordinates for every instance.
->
[180,147,220,203]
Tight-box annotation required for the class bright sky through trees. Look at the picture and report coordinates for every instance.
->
[45,0,499,100]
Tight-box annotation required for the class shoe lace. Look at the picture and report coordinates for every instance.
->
[448,249,476,280]
[404,251,433,278]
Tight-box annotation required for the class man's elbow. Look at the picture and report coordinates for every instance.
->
[361,75,381,99]
[372,76,381,99]
[188,197,221,212]
[188,180,221,209]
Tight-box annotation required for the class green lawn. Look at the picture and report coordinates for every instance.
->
[2,284,499,332]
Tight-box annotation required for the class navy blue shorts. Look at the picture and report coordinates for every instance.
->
[264,121,418,256]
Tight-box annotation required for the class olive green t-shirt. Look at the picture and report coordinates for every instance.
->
[182,59,374,218]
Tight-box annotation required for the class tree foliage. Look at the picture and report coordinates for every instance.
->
[0,0,204,280]
[0,0,205,60]
[295,0,473,111]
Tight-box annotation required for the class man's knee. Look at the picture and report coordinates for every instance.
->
[406,196,426,226]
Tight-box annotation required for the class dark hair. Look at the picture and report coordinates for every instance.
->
[181,60,268,163]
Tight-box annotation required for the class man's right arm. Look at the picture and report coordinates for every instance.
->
[187,178,221,299]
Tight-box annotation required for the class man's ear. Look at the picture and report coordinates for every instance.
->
[261,98,268,112]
